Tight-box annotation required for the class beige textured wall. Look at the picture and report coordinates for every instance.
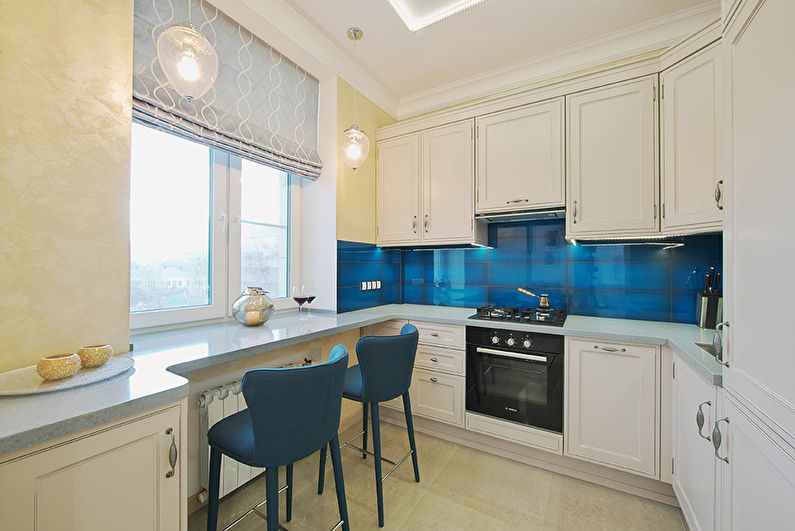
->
[0,0,133,372]
[336,78,395,244]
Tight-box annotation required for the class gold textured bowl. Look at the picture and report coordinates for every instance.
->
[77,344,113,368]
[36,353,82,381]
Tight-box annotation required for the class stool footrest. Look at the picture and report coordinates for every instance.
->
[223,483,289,531]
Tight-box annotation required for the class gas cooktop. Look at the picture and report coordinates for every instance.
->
[469,305,567,327]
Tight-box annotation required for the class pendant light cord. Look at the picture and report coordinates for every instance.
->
[188,0,192,25]
[352,36,357,125]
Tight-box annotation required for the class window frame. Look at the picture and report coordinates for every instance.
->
[129,134,298,331]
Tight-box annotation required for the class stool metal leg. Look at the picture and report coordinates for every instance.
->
[329,434,350,531]
[265,466,280,531]
[362,402,369,460]
[286,464,293,522]
[402,393,421,483]
[207,447,222,531]
[371,402,385,527]
[317,444,327,494]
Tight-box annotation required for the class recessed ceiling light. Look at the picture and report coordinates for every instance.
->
[387,0,487,32]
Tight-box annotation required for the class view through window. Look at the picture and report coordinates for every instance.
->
[130,123,290,324]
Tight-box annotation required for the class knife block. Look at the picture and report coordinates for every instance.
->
[697,292,723,329]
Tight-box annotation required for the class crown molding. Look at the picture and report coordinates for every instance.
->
[396,1,720,119]
[210,0,400,117]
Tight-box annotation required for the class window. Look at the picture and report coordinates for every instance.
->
[130,123,292,328]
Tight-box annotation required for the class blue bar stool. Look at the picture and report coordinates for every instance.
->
[317,324,420,527]
[206,345,350,531]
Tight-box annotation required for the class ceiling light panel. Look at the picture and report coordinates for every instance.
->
[387,0,487,31]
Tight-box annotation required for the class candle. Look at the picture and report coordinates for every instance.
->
[246,311,260,326]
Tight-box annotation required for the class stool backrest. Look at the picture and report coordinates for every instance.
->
[356,323,419,403]
[241,345,349,467]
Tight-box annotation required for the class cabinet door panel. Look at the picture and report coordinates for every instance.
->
[567,77,658,237]
[422,121,474,243]
[376,134,420,244]
[662,43,723,231]
[565,338,659,477]
[673,355,717,531]
[410,369,465,426]
[719,392,795,530]
[476,99,564,212]
[723,0,795,444]
[0,406,182,530]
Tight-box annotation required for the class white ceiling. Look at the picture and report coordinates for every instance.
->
[287,0,712,101]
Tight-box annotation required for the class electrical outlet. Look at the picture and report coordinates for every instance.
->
[360,281,367,291]
[375,280,381,289]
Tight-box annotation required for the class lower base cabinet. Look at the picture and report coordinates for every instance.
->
[0,401,186,531]
[409,369,465,427]
[565,337,659,477]
[717,391,795,530]
[672,353,718,531]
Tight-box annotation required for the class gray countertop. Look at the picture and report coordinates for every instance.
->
[0,304,722,457]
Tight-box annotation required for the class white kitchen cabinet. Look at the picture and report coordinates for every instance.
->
[0,401,186,530]
[410,368,465,427]
[421,121,477,243]
[661,42,724,233]
[672,354,718,531]
[475,98,564,213]
[721,0,795,443]
[716,391,795,530]
[566,76,659,238]
[376,134,421,245]
[565,338,659,477]
[376,121,485,247]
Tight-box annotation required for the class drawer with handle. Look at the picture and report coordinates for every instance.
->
[410,369,465,427]
[409,321,465,349]
[415,345,464,376]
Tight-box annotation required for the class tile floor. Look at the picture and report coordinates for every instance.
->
[189,422,687,530]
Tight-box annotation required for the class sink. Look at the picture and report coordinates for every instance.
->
[696,342,718,358]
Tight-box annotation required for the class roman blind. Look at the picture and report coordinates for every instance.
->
[132,0,322,179]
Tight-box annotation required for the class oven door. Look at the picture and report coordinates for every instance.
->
[465,345,563,432]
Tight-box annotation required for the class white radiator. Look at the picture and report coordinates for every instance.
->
[198,353,315,498]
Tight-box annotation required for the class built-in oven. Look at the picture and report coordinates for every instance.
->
[465,327,563,433]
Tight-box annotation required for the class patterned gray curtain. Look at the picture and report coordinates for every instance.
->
[133,0,322,179]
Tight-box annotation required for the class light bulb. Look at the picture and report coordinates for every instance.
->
[340,124,370,170]
[177,53,200,82]
[156,23,218,100]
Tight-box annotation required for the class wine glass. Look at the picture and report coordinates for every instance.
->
[292,284,308,316]
[303,285,316,316]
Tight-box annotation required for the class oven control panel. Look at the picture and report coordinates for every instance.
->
[470,327,562,354]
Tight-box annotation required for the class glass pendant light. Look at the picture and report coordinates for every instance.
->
[340,27,370,171]
[156,0,218,101]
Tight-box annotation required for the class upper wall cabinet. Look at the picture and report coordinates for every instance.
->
[566,76,659,239]
[475,98,564,213]
[661,42,724,233]
[376,134,421,244]
[376,120,485,247]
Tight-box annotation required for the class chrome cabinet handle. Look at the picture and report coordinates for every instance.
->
[424,214,429,233]
[412,216,417,233]
[430,332,439,337]
[593,345,626,353]
[165,428,178,478]
[714,321,730,367]
[712,417,730,463]
[696,401,712,441]
[715,180,724,210]
[429,357,439,363]
[572,201,578,223]
[506,199,529,204]
[430,377,438,383]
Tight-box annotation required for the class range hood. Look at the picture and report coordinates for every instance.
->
[475,207,566,223]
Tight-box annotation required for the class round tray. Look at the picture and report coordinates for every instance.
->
[0,357,135,396]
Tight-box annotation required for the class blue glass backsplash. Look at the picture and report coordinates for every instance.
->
[338,220,722,323]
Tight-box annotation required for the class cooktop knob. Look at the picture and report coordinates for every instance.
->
[491,335,500,344]
[523,339,532,349]
[506,337,516,347]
